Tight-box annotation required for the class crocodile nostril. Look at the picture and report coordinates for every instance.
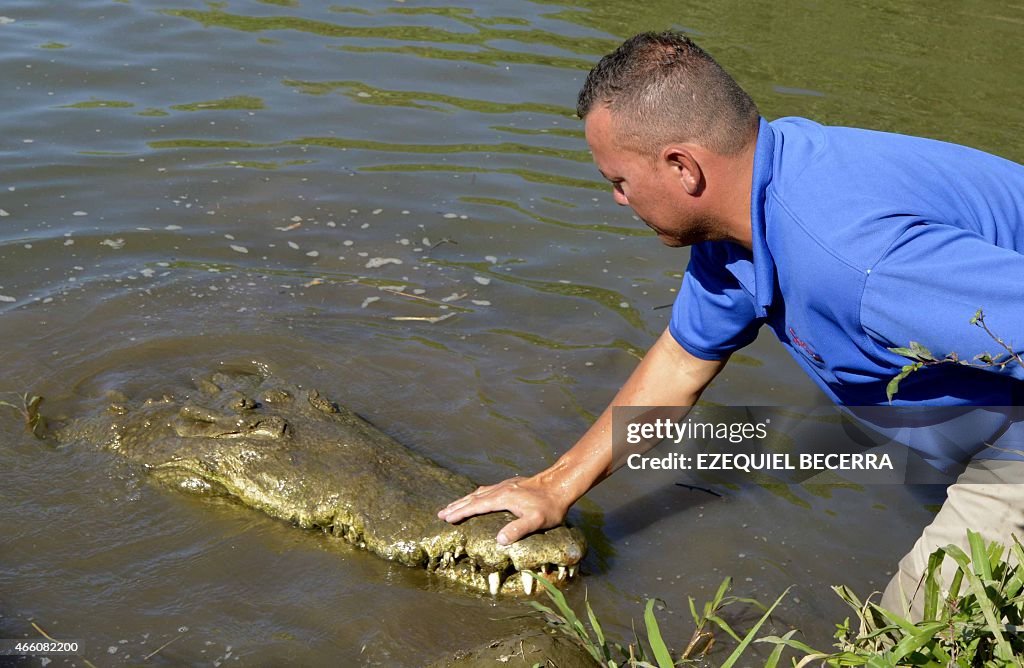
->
[230,392,257,411]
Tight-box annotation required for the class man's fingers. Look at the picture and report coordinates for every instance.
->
[438,494,510,524]
[436,487,485,519]
[496,516,539,546]
[437,479,523,520]
[437,495,472,519]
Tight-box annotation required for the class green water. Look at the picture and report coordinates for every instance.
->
[0,0,1020,664]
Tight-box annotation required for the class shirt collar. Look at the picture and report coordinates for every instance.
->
[750,116,777,318]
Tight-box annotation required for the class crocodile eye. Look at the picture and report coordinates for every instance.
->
[261,389,293,404]
[248,417,287,439]
[307,390,339,414]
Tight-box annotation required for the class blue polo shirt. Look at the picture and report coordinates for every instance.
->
[669,117,1024,465]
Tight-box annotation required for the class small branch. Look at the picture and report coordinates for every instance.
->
[974,312,1024,368]
[429,237,458,249]
[886,308,1023,401]
[144,634,183,661]
[31,621,99,668]
[674,482,723,497]
[31,622,56,641]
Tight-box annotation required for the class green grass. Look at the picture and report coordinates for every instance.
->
[530,530,1024,667]
[526,571,787,667]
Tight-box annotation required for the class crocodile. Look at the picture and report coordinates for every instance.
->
[54,364,585,596]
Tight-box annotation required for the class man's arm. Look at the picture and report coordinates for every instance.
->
[437,327,727,545]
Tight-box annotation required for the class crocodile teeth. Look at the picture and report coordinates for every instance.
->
[488,571,502,596]
[454,546,464,559]
[521,571,535,596]
[557,566,567,581]
[568,565,577,579]
[541,564,551,575]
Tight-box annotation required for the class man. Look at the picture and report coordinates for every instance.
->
[438,31,1024,617]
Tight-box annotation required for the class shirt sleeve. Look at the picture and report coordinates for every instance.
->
[861,223,1024,384]
[668,242,763,360]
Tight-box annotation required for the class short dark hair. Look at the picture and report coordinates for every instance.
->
[577,31,759,156]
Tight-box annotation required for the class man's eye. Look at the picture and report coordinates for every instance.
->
[612,181,625,193]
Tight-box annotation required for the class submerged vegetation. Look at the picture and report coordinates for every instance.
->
[530,530,1024,667]
[0,392,45,438]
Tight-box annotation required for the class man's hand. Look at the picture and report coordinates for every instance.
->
[437,474,571,545]
[437,328,727,546]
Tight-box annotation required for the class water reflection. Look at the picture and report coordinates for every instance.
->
[283,78,577,118]
[163,6,619,55]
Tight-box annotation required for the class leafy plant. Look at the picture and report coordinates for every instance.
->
[761,531,1024,666]
[529,531,1024,667]
[526,571,788,667]
[0,392,46,438]
[887,309,1023,401]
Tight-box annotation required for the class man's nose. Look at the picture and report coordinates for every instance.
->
[612,190,629,206]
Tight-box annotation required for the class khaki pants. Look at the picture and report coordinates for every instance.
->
[880,459,1024,619]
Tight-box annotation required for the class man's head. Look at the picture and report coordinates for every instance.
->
[579,32,759,248]
[577,31,758,158]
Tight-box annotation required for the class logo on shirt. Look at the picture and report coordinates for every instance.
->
[788,327,824,364]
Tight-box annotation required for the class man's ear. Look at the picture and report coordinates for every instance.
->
[663,146,704,196]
